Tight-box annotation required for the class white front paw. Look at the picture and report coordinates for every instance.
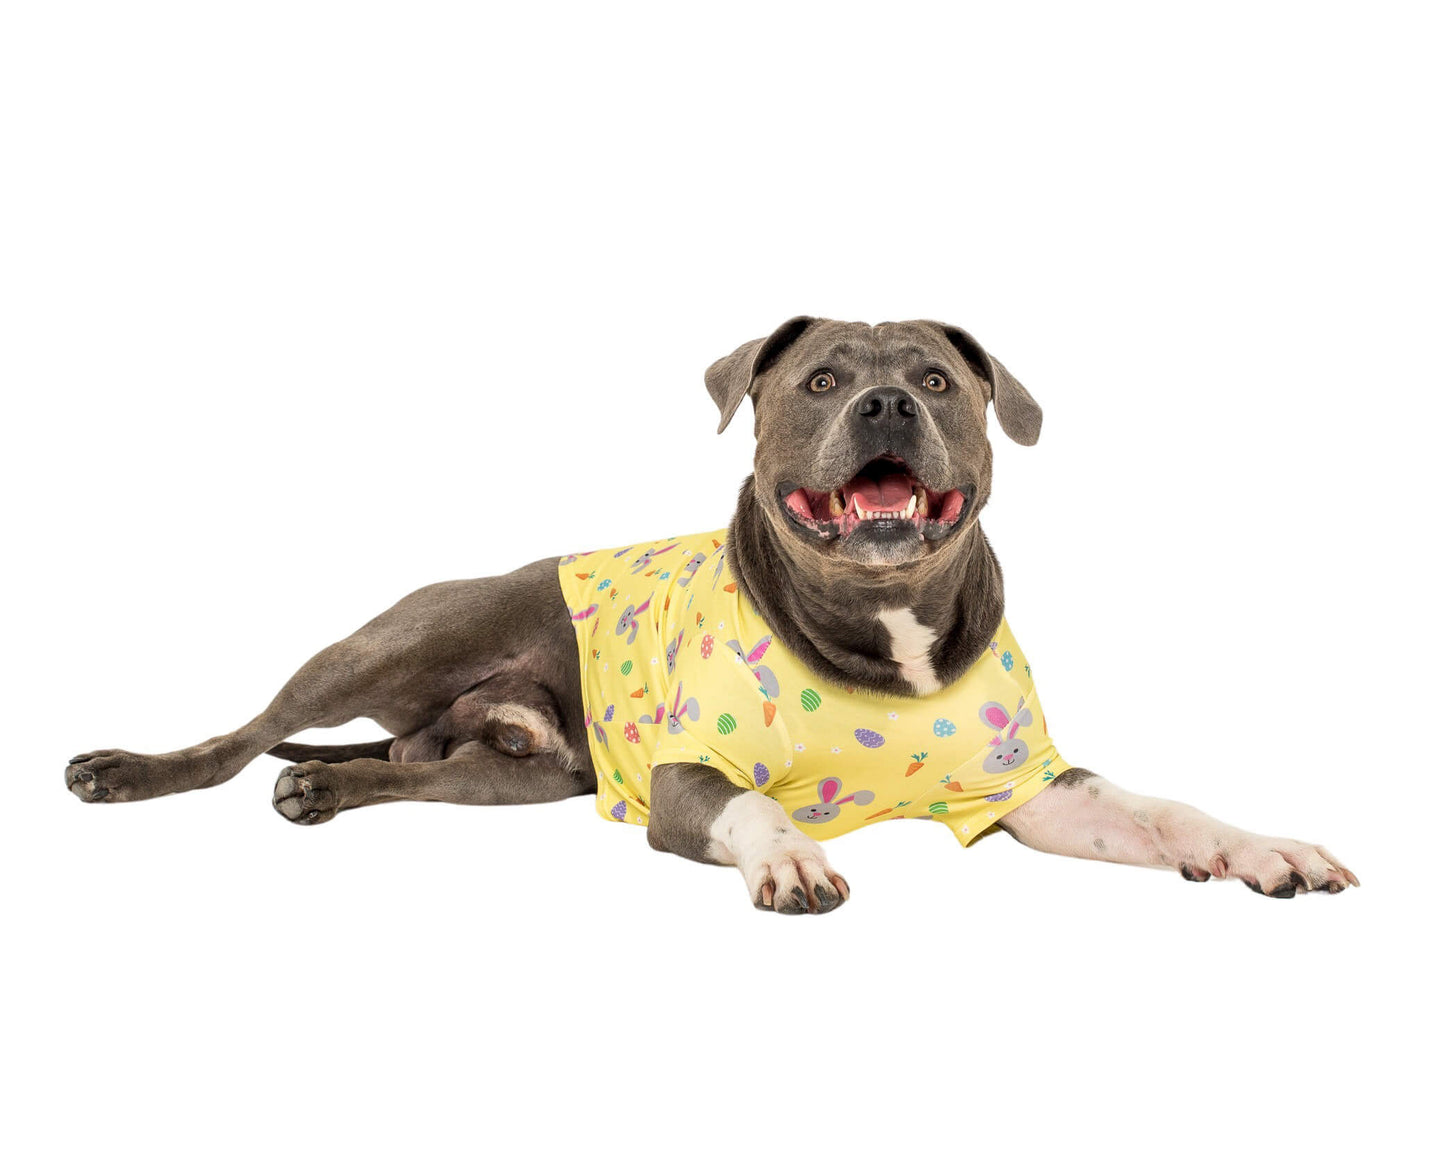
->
[1209,835,1359,898]
[739,831,850,914]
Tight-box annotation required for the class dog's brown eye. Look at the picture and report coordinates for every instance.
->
[808,372,835,393]
[923,371,948,392]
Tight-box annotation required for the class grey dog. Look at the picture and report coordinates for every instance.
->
[66,318,1359,912]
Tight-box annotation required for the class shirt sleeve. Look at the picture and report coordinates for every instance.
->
[650,726,760,793]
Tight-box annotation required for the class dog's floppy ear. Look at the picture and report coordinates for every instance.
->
[933,323,1043,446]
[705,316,815,434]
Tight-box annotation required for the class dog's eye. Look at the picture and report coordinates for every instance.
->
[808,372,835,393]
[923,371,949,392]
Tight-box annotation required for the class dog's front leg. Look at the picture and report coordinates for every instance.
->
[997,769,1359,897]
[648,764,850,914]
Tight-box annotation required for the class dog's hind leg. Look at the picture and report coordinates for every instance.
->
[270,740,590,824]
[65,558,581,805]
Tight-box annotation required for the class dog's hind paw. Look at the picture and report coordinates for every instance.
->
[65,749,196,803]
[272,763,340,825]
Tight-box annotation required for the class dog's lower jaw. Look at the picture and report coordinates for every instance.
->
[709,792,849,914]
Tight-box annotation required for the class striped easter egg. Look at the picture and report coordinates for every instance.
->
[612,770,624,785]
[620,660,633,676]
[717,713,737,735]
[800,688,822,712]
[928,801,949,815]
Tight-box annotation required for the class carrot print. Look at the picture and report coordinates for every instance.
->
[905,751,928,776]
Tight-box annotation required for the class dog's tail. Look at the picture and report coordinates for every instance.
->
[266,739,394,764]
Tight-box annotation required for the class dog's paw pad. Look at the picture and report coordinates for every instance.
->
[272,763,339,825]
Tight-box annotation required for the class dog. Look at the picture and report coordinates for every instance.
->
[65,317,1359,912]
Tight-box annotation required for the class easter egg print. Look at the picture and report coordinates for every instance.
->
[620,659,634,676]
[612,770,624,785]
[1001,650,1015,672]
[610,800,627,821]
[603,705,615,722]
[700,634,714,658]
[800,688,822,712]
[933,718,957,738]
[753,762,770,787]
[717,713,737,735]
[928,801,949,815]
[985,788,1014,803]
[854,728,886,749]
[623,722,640,743]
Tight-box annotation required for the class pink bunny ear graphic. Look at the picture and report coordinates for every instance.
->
[1006,722,1020,739]
[818,777,842,804]
[980,702,1011,729]
[747,636,773,664]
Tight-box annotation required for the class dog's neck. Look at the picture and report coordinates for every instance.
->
[728,476,1004,696]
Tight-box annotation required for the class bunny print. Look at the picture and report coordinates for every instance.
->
[614,596,652,645]
[664,683,700,735]
[979,697,1034,772]
[792,777,877,825]
[665,630,684,676]
[675,553,708,587]
[726,635,781,700]
[629,543,677,575]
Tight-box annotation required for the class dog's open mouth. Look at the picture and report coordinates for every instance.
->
[778,457,970,542]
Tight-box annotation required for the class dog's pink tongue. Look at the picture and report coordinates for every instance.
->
[844,471,913,513]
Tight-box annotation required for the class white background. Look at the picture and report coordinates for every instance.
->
[3,2,1440,1153]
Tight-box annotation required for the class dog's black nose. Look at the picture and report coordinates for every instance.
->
[855,387,917,422]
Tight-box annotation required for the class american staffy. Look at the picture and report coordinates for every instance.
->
[66,318,1359,913]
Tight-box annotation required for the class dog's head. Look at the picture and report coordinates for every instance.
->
[706,318,1041,568]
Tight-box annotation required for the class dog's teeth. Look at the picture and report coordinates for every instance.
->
[854,494,864,519]
[905,494,917,519]
[915,486,929,518]
[829,490,845,517]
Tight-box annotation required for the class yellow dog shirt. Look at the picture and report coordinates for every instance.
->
[558,529,1069,846]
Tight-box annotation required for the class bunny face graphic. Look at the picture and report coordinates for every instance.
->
[664,684,700,734]
[614,596,652,645]
[979,698,1034,773]
[629,544,677,574]
[792,777,876,824]
[675,553,707,586]
[726,635,781,700]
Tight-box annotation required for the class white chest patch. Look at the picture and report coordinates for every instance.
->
[876,607,941,695]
